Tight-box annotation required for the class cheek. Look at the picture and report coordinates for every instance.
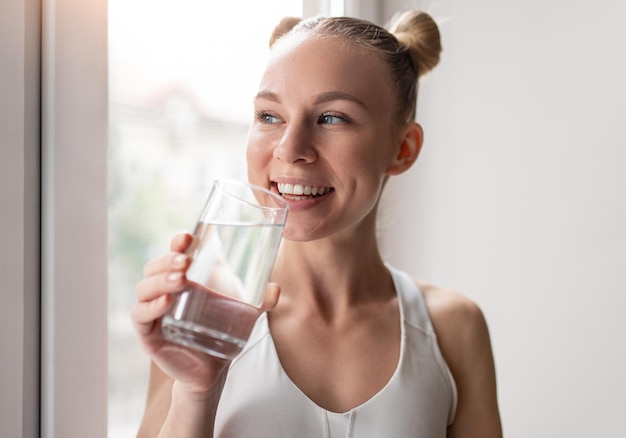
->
[246,129,275,160]
[352,138,395,174]
[245,139,273,184]
[245,146,260,179]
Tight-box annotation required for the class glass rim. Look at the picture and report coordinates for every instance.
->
[214,179,289,213]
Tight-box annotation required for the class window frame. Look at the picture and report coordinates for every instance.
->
[0,0,40,435]
[40,0,109,436]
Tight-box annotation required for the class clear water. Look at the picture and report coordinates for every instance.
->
[162,283,261,359]
[162,222,282,359]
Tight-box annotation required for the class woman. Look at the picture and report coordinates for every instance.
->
[133,10,502,437]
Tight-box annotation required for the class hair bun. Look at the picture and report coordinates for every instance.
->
[269,17,303,46]
[389,11,442,78]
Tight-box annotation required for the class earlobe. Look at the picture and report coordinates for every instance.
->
[386,122,423,175]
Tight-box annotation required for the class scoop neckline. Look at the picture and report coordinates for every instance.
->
[261,266,406,415]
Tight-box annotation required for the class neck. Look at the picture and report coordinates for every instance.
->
[271,224,393,318]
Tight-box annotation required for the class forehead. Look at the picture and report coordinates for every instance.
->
[258,33,393,108]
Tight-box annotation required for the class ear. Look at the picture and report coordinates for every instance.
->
[386,122,423,176]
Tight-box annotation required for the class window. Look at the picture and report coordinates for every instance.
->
[107,1,304,435]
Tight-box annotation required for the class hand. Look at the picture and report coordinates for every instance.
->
[131,232,281,396]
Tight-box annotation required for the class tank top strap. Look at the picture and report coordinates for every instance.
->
[387,264,435,335]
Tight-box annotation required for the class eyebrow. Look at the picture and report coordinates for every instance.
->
[254,90,281,103]
[254,90,368,109]
[314,91,368,109]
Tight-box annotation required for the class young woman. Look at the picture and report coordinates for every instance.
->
[133,11,502,437]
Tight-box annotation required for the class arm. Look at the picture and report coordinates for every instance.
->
[137,362,173,437]
[420,282,503,438]
[137,361,226,438]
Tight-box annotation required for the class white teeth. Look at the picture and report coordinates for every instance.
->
[277,183,330,197]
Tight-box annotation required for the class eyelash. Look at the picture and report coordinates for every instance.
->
[255,110,280,124]
[318,112,351,125]
[254,110,352,125]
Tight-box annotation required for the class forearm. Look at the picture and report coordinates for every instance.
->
[157,376,225,438]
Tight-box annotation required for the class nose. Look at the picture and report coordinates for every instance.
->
[273,122,317,164]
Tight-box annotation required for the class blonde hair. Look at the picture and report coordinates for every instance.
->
[269,11,442,123]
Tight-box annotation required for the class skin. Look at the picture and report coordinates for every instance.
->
[133,32,502,437]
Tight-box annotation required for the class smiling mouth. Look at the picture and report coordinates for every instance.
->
[275,182,334,200]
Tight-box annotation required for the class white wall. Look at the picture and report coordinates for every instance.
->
[380,0,626,436]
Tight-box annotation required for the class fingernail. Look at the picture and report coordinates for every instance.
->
[168,272,183,283]
[173,254,187,266]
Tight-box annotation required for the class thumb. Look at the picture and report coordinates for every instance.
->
[260,282,280,312]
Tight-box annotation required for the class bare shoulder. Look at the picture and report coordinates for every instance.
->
[415,279,503,437]
[415,278,492,373]
[416,279,489,347]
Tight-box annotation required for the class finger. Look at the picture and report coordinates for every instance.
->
[260,282,280,312]
[131,294,172,336]
[171,232,193,252]
[143,252,190,278]
[136,271,186,303]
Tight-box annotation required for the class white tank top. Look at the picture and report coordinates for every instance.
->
[215,265,457,437]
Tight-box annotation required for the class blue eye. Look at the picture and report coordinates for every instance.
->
[318,113,348,125]
[255,111,280,124]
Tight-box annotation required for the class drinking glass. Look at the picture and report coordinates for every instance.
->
[161,179,289,359]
